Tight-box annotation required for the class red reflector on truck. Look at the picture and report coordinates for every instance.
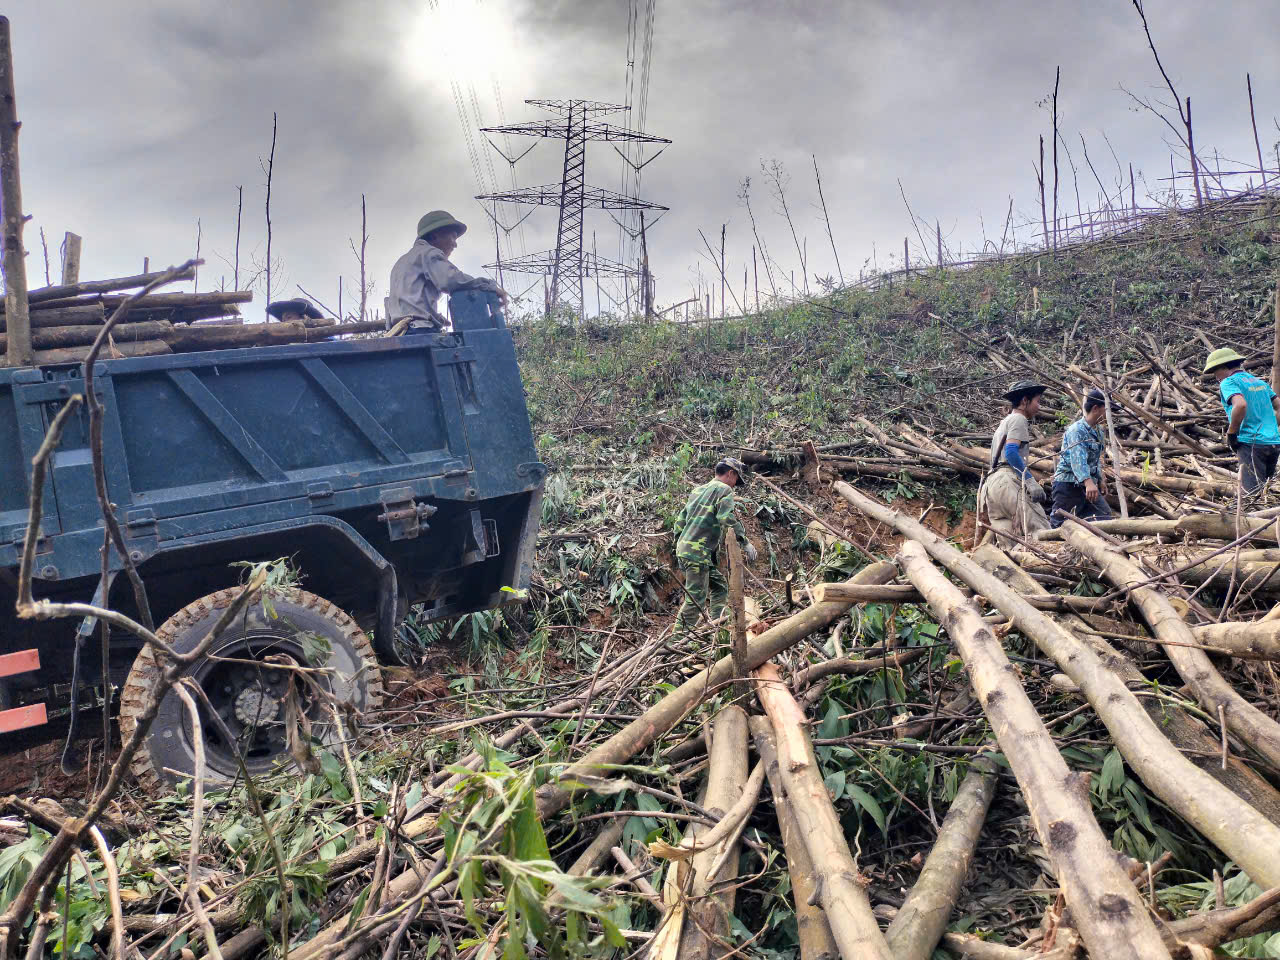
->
[0,703,46,734]
[0,648,40,679]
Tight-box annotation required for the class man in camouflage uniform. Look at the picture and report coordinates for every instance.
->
[672,457,759,631]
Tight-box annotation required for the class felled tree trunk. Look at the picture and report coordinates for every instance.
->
[32,340,171,365]
[974,544,1280,831]
[677,706,749,959]
[1193,619,1280,660]
[884,757,998,960]
[749,716,837,960]
[753,663,895,960]
[895,539,1171,960]
[0,320,171,351]
[536,561,898,818]
[836,479,1280,872]
[1061,521,1280,772]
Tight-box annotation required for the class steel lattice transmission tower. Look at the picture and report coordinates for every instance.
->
[478,99,669,317]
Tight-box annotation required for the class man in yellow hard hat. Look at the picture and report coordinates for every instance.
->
[1205,347,1280,495]
[388,210,509,330]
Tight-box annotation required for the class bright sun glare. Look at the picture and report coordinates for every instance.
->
[404,1,519,82]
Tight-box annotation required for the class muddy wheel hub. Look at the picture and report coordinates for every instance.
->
[233,685,280,726]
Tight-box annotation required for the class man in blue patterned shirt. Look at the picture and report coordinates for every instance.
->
[1050,388,1112,528]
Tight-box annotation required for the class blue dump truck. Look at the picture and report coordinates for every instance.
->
[0,291,544,786]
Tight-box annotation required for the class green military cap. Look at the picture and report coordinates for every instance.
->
[1203,347,1245,375]
[716,456,749,485]
[416,210,467,240]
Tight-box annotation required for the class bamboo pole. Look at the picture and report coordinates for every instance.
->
[535,561,898,818]
[749,717,837,960]
[0,17,30,367]
[884,756,998,960]
[1061,520,1280,772]
[895,539,1170,959]
[754,663,894,960]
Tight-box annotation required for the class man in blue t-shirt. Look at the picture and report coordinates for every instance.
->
[1205,347,1280,495]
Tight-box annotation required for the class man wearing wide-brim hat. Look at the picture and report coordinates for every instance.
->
[978,380,1051,547]
[1205,347,1280,495]
[387,210,509,330]
[266,298,324,322]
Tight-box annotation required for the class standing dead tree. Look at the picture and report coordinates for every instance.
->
[348,193,369,322]
[1128,0,1203,206]
[762,159,808,295]
[1052,66,1061,249]
[263,112,277,316]
[234,185,243,290]
[812,154,843,287]
[738,177,777,299]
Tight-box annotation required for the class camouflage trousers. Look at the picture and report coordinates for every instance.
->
[675,561,728,631]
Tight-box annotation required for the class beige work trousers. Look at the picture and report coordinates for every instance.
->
[979,468,1050,547]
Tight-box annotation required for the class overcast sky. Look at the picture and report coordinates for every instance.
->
[9,0,1280,319]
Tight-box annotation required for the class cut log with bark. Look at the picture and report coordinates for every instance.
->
[1037,512,1280,545]
[676,705,750,959]
[749,716,837,960]
[884,756,998,960]
[894,538,1171,959]
[0,320,171,352]
[1061,520,1280,772]
[24,266,198,304]
[1191,619,1280,660]
[535,561,897,818]
[32,340,171,365]
[0,304,104,329]
[753,662,895,960]
[23,289,251,312]
[161,318,386,352]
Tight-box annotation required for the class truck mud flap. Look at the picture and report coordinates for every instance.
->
[0,649,47,734]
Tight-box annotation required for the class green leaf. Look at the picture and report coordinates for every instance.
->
[1099,748,1125,798]
[824,769,847,802]
[849,785,887,835]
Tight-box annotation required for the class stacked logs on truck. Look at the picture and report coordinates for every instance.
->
[0,267,389,363]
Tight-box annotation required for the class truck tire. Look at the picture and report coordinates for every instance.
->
[120,588,384,791]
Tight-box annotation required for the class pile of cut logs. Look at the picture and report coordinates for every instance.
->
[1,267,387,365]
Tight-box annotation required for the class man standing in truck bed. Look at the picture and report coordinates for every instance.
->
[672,457,758,632]
[388,210,509,330]
[978,380,1051,547]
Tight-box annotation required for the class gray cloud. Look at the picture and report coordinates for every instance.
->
[9,0,1280,316]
